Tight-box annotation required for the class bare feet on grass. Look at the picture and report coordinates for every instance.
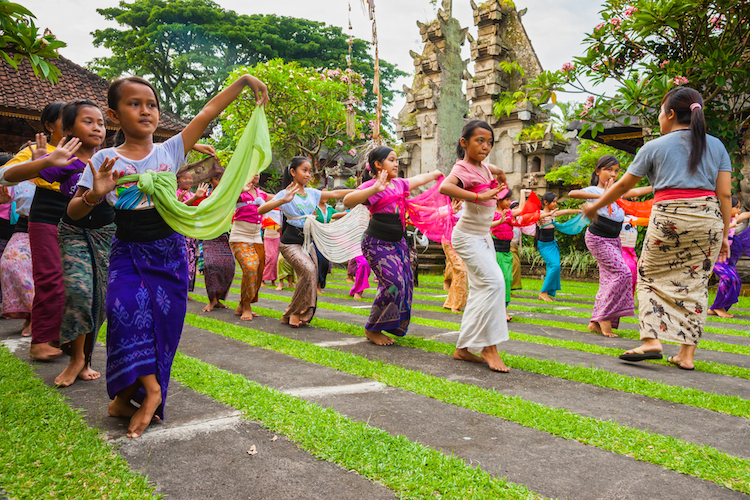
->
[353,292,363,300]
[481,345,510,372]
[317,286,323,294]
[21,319,31,337]
[588,320,618,337]
[365,330,394,345]
[345,276,355,284]
[453,347,485,364]
[287,313,301,327]
[29,342,62,361]
[275,283,283,291]
[538,292,555,302]
[587,321,602,333]
[708,308,734,318]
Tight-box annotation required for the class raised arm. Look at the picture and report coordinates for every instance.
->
[67,157,120,220]
[343,170,388,208]
[321,189,354,202]
[554,208,582,217]
[568,189,599,200]
[622,186,653,199]
[4,138,81,184]
[485,163,507,185]
[181,74,269,155]
[407,170,442,190]
[439,174,502,202]
[258,183,298,215]
[583,173,642,221]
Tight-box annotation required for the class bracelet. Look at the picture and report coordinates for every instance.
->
[474,192,479,203]
[81,189,103,207]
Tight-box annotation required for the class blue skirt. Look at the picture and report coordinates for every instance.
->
[537,239,561,296]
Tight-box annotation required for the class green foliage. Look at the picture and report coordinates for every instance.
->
[495,0,750,187]
[545,139,634,186]
[220,60,367,176]
[90,0,404,118]
[515,122,566,143]
[0,1,65,83]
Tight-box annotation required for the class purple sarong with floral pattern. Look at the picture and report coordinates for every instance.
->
[105,232,188,420]
[585,231,634,329]
[361,234,412,336]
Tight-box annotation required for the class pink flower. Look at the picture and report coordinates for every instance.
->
[595,22,605,31]
[337,140,344,146]
[659,59,670,68]
[592,62,602,71]
[348,148,357,156]
[341,75,350,83]
[610,17,621,26]
[359,133,365,139]
[624,6,638,16]
[672,75,689,86]
[561,62,575,72]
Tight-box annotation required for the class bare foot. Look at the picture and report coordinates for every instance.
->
[601,330,618,338]
[365,330,394,345]
[29,342,62,361]
[215,301,228,309]
[127,390,162,439]
[55,356,86,387]
[443,281,451,291]
[240,307,255,321]
[288,313,301,328]
[451,308,461,313]
[481,345,510,372]
[711,308,734,318]
[538,292,555,302]
[317,286,323,294]
[587,322,601,333]
[202,303,214,312]
[353,292,363,300]
[453,347,486,364]
[78,365,101,381]
[275,284,283,291]
[667,355,694,370]
[235,306,242,316]
[109,397,139,419]
[345,277,355,284]
[506,314,513,322]
[21,319,31,337]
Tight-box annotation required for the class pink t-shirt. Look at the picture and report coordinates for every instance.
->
[0,187,13,221]
[449,160,495,207]
[234,189,267,224]
[358,177,410,214]
[491,209,514,240]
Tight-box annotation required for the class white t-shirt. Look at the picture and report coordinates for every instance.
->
[78,134,186,210]
[272,188,322,227]
[582,185,625,222]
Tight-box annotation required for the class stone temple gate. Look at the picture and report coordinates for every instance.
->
[394,0,568,195]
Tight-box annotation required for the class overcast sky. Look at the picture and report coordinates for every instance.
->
[30,0,614,115]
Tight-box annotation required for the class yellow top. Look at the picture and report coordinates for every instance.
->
[2,144,61,191]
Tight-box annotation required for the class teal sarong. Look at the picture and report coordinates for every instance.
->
[537,239,561,296]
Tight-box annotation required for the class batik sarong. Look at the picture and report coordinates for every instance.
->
[278,243,317,323]
[1,232,34,319]
[347,258,358,278]
[452,228,508,349]
[711,261,740,311]
[106,233,188,419]
[262,233,280,281]
[185,237,199,292]
[277,254,295,282]
[537,239,561,297]
[442,240,467,311]
[622,247,638,293]
[585,231,634,329]
[202,233,234,301]
[510,245,522,290]
[230,220,264,307]
[361,235,412,336]
[349,255,370,296]
[638,196,723,345]
[58,222,115,369]
[494,249,513,305]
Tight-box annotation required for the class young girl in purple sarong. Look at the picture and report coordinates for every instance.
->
[69,74,269,439]
[570,155,652,337]
[343,146,441,346]
[708,197,750,318]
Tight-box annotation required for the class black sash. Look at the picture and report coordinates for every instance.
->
[0,218,11,240]
[364,213,405,242]
[538,227,555,242]
[62,203,115,229]
[114,209,174,242]
[28,189,68,225]
[588,216,623,239]
[14,216,28,234]
[493,238,511,253]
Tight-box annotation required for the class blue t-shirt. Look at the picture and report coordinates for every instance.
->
[582,185,625,222]
[272,188,322,227]
[78,134,186,210]
[626,130,731,191]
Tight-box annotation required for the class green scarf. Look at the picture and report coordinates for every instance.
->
[116,106,272,240]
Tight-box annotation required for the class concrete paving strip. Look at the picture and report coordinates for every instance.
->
[0,323,395,500]
[315,337,370,347]
[175,322,749,500]
[190,303,750,459]
[283,381,387,398]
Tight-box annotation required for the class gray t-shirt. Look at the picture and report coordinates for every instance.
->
[626,130,731,191]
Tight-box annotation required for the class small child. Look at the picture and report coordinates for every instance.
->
[709,196,750,318]
[535,193,581,302]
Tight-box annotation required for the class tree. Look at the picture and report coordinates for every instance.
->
[545,139,634,187]
[0,0,65,83]
[219,59,368,177]
[90,0,405,117]
[495,0,750,188]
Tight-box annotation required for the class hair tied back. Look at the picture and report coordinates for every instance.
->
[690,103,702,111]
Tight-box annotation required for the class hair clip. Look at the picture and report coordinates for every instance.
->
[690,103,702,111]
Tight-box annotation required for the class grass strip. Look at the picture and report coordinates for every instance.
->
[0,346,158,500]
[189,292,750,419]
[197,282,750,380]
[171,352,543,500]
[182,313,750,494]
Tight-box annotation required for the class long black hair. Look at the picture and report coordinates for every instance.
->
[40,101,65,138]
[661,87,706,175]
[541,192,557,207]
[61,99,101,136]
[282,156,311,187]
[732,196,740,208]
[362,146,394,182]
[456,120,494,159]
[590,155,620,186]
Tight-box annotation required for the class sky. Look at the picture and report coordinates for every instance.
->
[28,0,614,117]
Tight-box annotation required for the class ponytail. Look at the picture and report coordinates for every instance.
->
[362,146,393,182]
[282,156,310,187]
[591,155,619,186]
[661,87,706,175]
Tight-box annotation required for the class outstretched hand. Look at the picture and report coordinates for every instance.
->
[195,182,210,198]
[246,75,269,106]
[89,157,120,199]
[0,186,11,204]
[29,133,48,160]
[45,137,82,167]
[477,185,503,202]
[282,182,301,202]
[192,143,216,157]
[373,169,389,193]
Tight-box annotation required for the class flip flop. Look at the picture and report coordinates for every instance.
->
[668,356,695,370]
[619,347,663,362]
